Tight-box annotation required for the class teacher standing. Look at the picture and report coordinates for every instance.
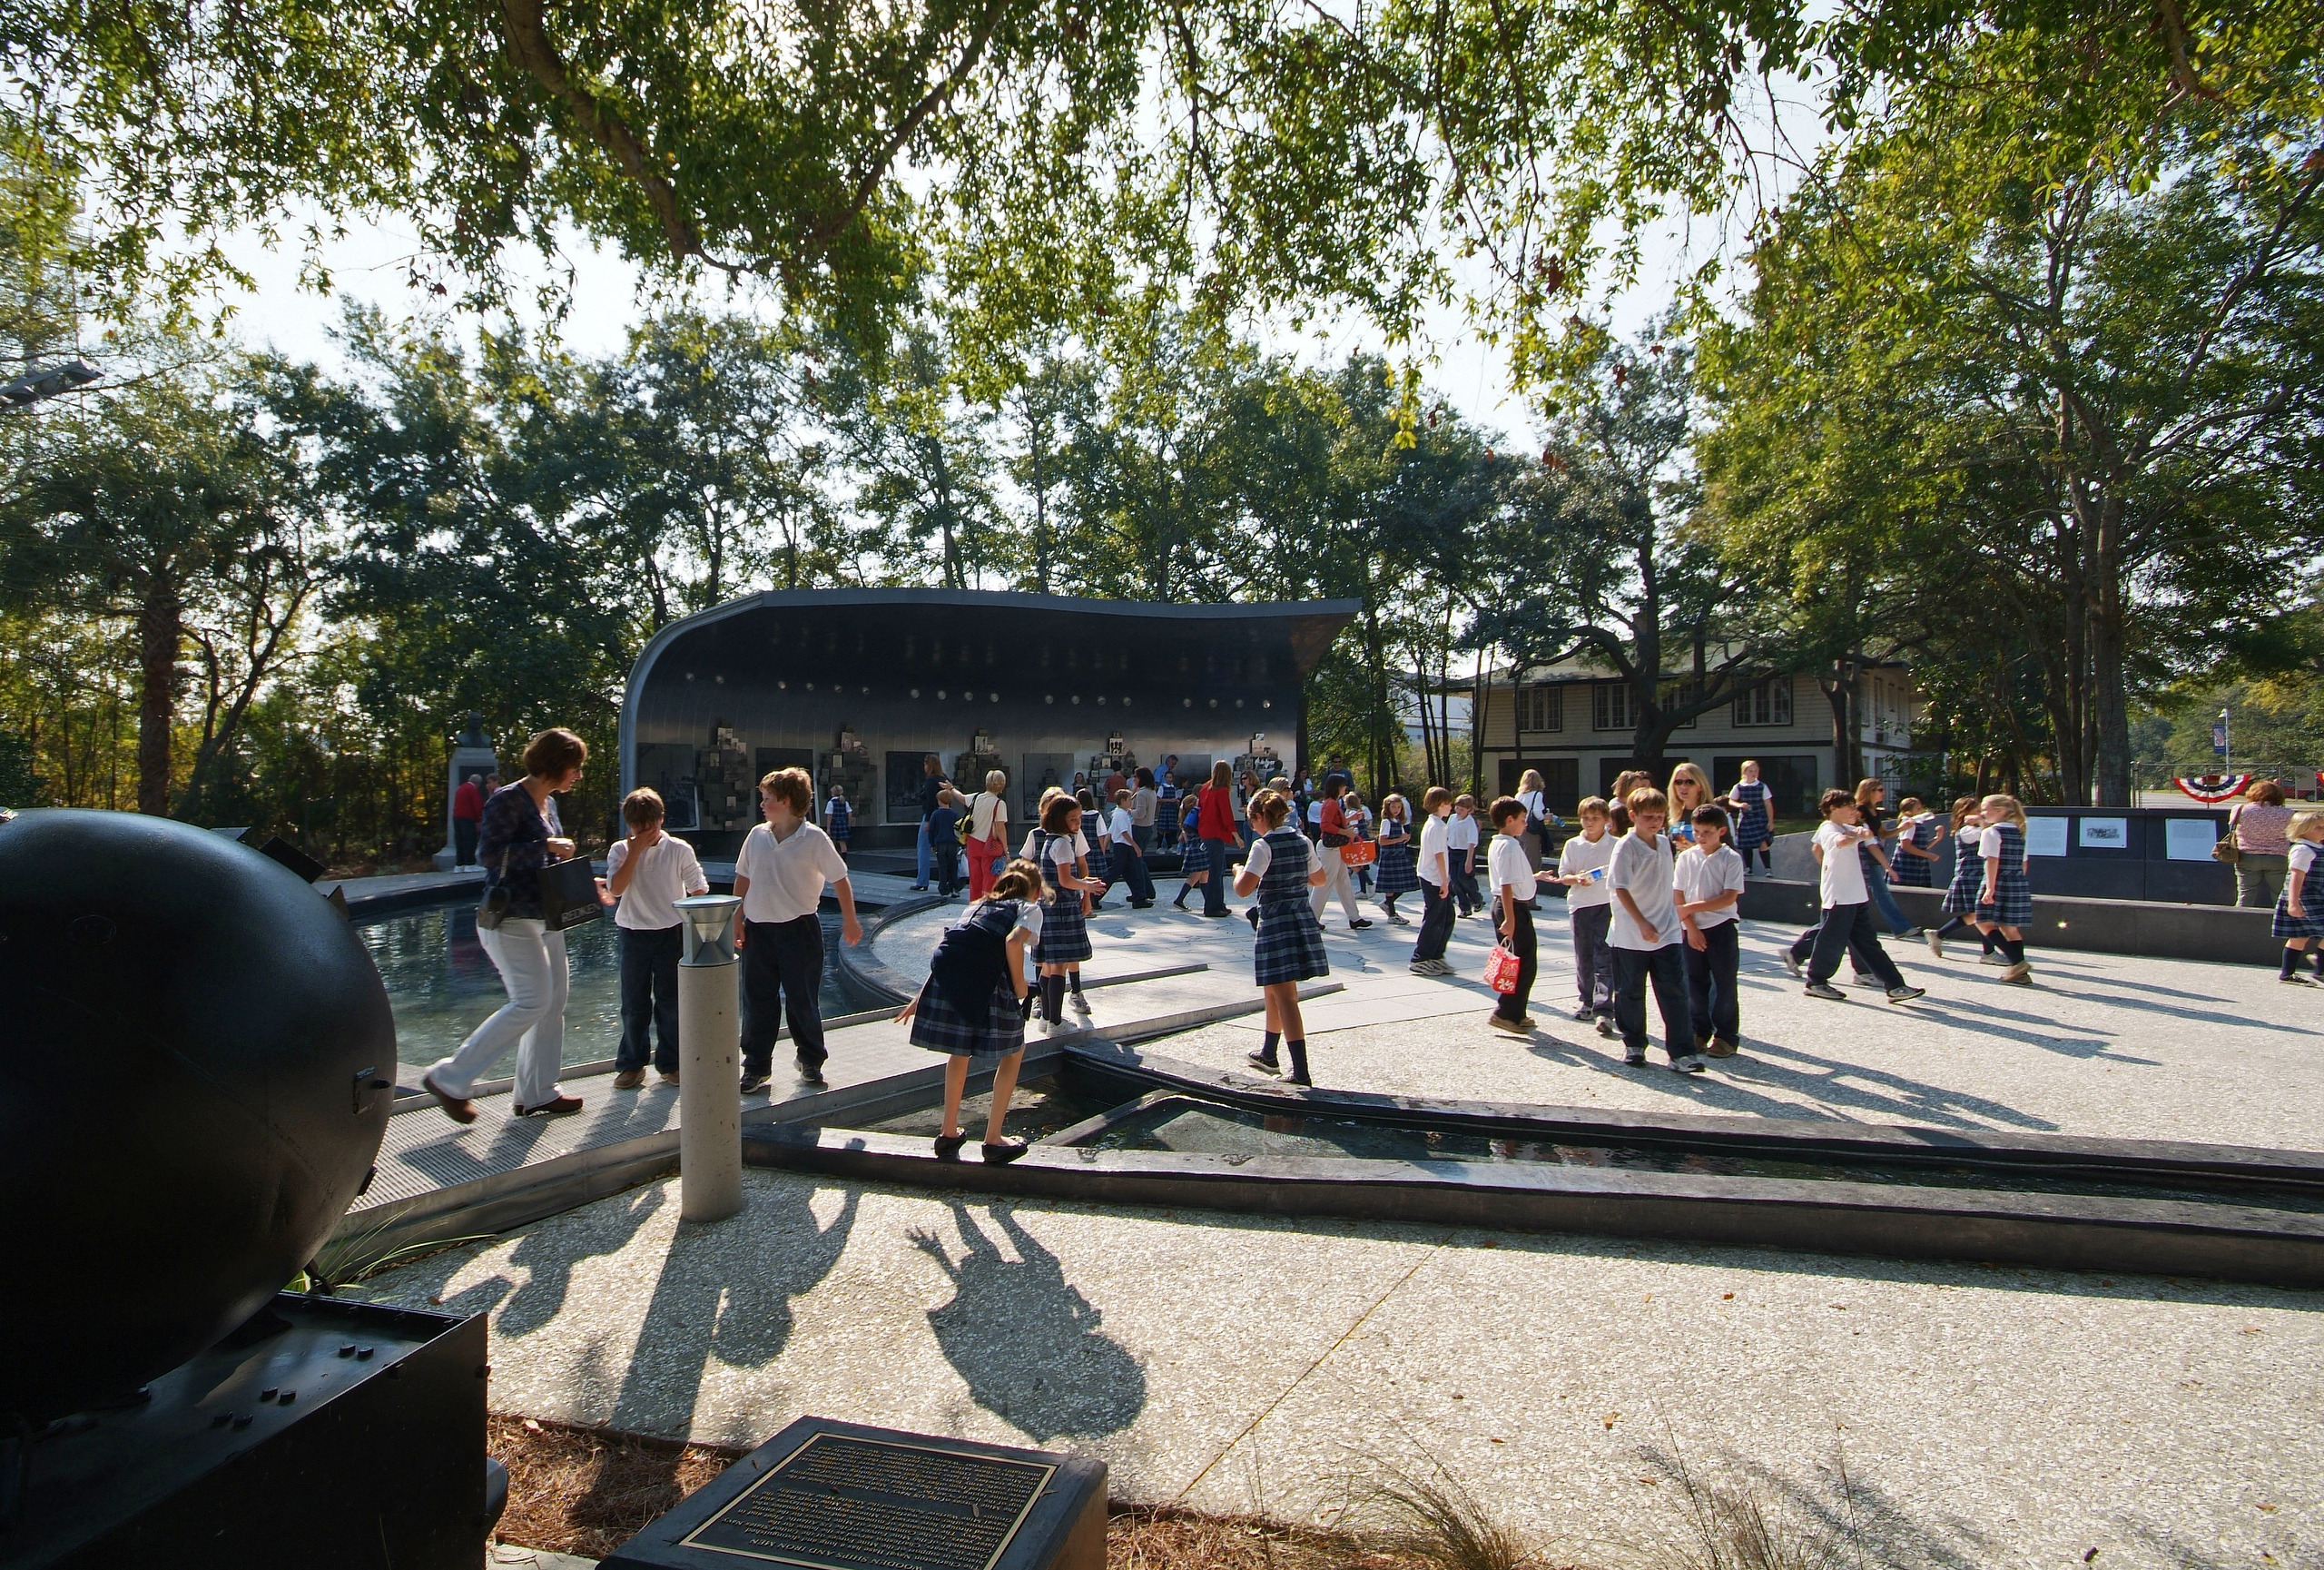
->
[423,728,588,1124]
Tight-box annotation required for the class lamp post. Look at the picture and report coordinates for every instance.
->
[674,894,745,1223]
[0,359,101,410]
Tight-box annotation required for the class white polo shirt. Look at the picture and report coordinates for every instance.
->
[734,819,850,923]
[1416,813,1452,888]
[604,834,709,930]
[1674,844,1745,928]
[1558,830,1615,908]
[1609,830,1679,950]
[1487,833,1540,898]
[1816,821,1871,905]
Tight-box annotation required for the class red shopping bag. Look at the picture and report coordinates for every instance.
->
[1483,942,1521,994]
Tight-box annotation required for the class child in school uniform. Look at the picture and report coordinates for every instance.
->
[1974,794,2037,984]
[1448,794,1482,916]
[1728,759,1775,873]
[1374,793,1419,924]
[1172,787,1208,909]
[2271,810,2324,984]
[1408,787,1458,975]
[894,857,1043,1163]
[1487,797,1552,1033]
[824,784,852,858]
[1234,789,1332,1085]
[1889,796,1945,888]
[598,787,710,1090]
[1926,797,1994,961]
[1799,788,1925,1004]
[1029,794,1106,1028]
[1607,786,1700,1071]
[1674,805,1746,1057]
[927,788,965,898]
[1556,795,1618,1033]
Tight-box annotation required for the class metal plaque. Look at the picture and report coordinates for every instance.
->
[680,1432,1055,1570]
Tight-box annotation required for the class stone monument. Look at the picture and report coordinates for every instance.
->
[435,712,502,872]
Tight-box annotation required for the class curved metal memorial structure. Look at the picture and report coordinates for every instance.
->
[617,588,1360,853]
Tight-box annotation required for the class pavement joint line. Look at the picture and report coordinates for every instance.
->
[1168,1229,1455,1506]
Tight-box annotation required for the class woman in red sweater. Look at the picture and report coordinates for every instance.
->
[1196,759,1243,918]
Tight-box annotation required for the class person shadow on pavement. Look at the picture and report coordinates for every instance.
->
[909,1200,1147,1442]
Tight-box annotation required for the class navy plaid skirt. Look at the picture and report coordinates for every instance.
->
[1032,894,1092,963]
[1941,851,1984,915]
[1374,839,1419,895]
[1254,898,1330,987]
[911,976,1028,1059]
[2273,899,2324,940]
[1976,870,2034,927]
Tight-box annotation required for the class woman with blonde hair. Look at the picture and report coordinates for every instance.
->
[1667,763,1714,850]
[1852,776,1916,941]
[963,769,1010,901]
[1515,768,1554,898]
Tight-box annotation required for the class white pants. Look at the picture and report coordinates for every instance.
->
[1309,848,1362,925]
[428,918,567,1108]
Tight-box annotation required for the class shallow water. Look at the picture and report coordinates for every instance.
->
[1075,1100,2324,1212]
[358,901,860,1075]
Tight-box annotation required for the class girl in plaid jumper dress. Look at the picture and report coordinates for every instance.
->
[1029,795,1104,1028]
[2271,811,2324,984]
[1235,790,1331,1085]
[896,859,1044,1161]
[1974,795,2036,985]
[1926,798,1994,962]
[1374,793,1419,923]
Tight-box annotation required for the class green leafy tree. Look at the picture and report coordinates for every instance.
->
[1474,321,1777,784]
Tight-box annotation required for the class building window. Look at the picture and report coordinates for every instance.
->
[1592,682,1633,732]
[1518,685,1562,734]
[1659,681,1699,729]
[1733,678,1793,727]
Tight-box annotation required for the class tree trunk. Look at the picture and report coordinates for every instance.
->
[136,578,182,815]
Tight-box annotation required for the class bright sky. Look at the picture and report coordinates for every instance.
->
[212,206,1715,446]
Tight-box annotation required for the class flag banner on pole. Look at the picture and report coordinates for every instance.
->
[2174,774,2254,804]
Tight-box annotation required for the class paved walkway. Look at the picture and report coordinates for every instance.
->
[872,887,2324,1149]
[354,883,2324,1566]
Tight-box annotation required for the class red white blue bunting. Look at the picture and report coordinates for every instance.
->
[2173,774,2254,804]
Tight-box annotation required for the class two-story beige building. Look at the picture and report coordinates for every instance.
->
[1472,659,1921,817]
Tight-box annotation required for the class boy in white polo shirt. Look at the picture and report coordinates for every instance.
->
[734,766,863,1091]
[600,787,710,1090]
[1407,786,1458,975]
[1799,788,1924,1004]
[1674,804,1747,1057]
[1608,785,1700,1071]
[1556,795,1618,1032]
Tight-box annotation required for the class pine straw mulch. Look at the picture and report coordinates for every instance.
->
[488,1414,1462,1566]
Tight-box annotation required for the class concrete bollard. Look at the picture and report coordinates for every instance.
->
[675,894,745,1223]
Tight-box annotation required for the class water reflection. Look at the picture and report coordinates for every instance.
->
[356,902,855,1076]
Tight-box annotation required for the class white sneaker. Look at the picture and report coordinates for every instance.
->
[1925,931,1945,958]
[1980,951,2009,966]
[1068,991,1092,1014]
[1669,1054,1708,1073]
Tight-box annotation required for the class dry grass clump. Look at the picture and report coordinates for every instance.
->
[1627,1444,1869,1570]
[1108,1502,1469,1570]
[488,1414,746,1558]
